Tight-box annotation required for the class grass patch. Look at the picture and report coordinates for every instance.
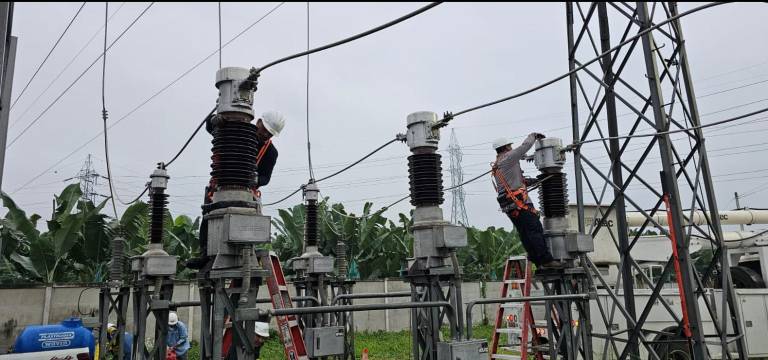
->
[188,325,499,359]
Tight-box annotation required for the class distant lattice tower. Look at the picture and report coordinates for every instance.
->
[72,154,101,203]
[448,129,469,226]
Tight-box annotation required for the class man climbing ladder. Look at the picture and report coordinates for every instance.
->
[491,133,562,269]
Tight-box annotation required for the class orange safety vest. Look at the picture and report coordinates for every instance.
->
[207,139,273,201]
[491,162,537,217]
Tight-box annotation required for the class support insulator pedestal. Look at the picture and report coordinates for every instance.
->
[132,166,176,277]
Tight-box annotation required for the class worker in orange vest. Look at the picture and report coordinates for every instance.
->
[491,133,563,269]
[187,111,286,270]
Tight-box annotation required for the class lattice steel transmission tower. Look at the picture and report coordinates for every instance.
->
[65,154,103,203]
[448,129,470,226]
[566,2,746,359]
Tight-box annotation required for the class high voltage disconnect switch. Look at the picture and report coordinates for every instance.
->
[198,67,272,360]
[532,139,593,262]
[403,111,488,360]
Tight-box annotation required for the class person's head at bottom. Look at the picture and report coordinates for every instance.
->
[168,312,179,328]
[254,322,269,348]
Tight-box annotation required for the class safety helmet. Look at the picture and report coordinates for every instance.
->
[254,322,270,338]
[492,137,512,150]
[260,111,286,136]
[168,312,178,326]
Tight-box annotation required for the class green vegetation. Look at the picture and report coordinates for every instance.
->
[187,325,497,360]
[0,185,524,285]
[0,184,199,284]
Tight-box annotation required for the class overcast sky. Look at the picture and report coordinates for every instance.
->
[3,2,768,235]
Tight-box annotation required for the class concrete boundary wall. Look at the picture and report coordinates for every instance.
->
[0,280,504,353]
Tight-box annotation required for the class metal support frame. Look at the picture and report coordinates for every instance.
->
[328,279,356,360]
[566,2,747,359]
[197,270,265,360]
[98,285,130,360]
[537,269,594,360]
[131,277,174,360]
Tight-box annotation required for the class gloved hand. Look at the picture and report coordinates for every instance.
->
[524,177,536,186]
[534,133,546,139]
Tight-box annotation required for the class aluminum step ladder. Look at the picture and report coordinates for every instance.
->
[490,256,546,360]
[260,251,309,360]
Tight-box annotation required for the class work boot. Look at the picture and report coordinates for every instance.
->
[539,260,565,270]
[185,256,210,270]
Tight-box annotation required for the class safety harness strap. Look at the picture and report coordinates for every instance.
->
[491,162,537,217]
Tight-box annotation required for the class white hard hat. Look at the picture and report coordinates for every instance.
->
[260,111,285,136]
[107,323,115,329]
[168,312,178,326]
[254,322,270,338]
[492,137,512,150]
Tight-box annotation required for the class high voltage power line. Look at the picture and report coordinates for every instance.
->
[9,2,127,130]
[7,3,156,149]
[10,2,86,110]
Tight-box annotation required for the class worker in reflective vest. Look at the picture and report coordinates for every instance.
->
[186,111,285,270]
[491,133,563,269]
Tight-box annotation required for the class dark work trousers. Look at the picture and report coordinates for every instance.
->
[507,209,554,266]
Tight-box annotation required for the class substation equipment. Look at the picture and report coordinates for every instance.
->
[403,111,488,360]
[196,66,272,360]
[531,138,595,359]
[290,182,350,359]
[88,2,755,359]
[131,165,177,360]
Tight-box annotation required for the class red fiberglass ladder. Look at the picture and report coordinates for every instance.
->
[260,251,309,360]
[490,256,546,360]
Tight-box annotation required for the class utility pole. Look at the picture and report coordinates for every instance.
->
[448,129,469,226]
[0,2,16,193]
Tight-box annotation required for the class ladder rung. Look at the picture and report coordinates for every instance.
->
[278,285,288,291]
[504,279,527,284]
[501,303,524,308]
[496,328,522,334]
[492,355,520,360]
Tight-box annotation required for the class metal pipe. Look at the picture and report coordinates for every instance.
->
[168,297,322,309]
[626,209,768,226]
[253,296,320,305]
[169,301,201,309]
[331,291,411,306]
[465,294,591,340]
[270,301,457,338]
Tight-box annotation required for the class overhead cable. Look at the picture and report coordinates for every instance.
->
[257,2,441,74]
[265,136,405,207]
[10,2,87,110]
[9,2,126,130]
[100,2,121,216]
[433,2,725,128]
[165,107,217,167]
[574,105,768,147]
[7,2,156,148]
[305,2,314,180]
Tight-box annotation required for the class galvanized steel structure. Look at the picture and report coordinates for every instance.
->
[566,2,746,359]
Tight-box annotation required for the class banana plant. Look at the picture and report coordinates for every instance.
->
[0,184,108,283]
[458,226,524,298]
